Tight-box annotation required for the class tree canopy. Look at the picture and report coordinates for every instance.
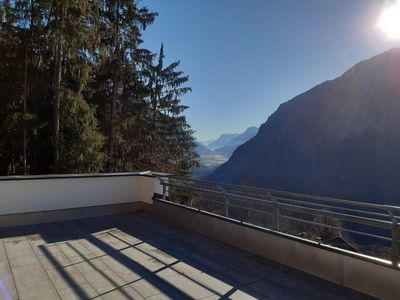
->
[0,0,198,176]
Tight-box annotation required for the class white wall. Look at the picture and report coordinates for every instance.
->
[0,174,160,215]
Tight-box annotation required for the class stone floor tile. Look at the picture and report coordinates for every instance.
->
[17,280,60,300]
[157,268,215,299]
[46,265,88,290]
[130,279,166,298]
[100,255,142,283]
[107,229,143,246]
[57,283,98,300]
[171,261,233,296]
[101,286,145,300]
[247,278,312,300]
[37,252,72,271]
[92,232,129,251]
[135,243,178,265]
[75,238,107,257]
[80,268,125,294]
[4,238,39,268]
[0,260,18,300]
[121,247,166,272]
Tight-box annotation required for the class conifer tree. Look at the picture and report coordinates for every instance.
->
[91,0,156,172]
[143,43,198,175]
[48,0,103,172]
[0,0,37,174]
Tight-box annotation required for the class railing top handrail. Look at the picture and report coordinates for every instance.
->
[162,180,393,229]
[163,176,400,213]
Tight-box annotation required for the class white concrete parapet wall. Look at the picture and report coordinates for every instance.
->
[0,173,161,216]
[152,198,400,300]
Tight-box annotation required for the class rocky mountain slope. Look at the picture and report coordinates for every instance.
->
[209,49,400,205]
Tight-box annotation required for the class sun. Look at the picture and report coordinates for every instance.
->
[378,1,400,39]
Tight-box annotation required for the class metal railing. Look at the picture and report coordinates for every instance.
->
[157,176,400,268]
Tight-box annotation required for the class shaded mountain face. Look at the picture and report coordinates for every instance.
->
[208,48,400,205]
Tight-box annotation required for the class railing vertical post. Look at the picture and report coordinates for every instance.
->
[189,189,193,207]
[218,185,229,217]
[157,176,168,200]
[276,206,280,231]
[390,213,399,268]
[182,181,193,207]
[225,194,229,217]
[272,199,279,231]
[162,183,166,200]
[268,192,279,231]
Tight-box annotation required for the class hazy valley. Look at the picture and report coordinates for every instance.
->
[193,127,258,177]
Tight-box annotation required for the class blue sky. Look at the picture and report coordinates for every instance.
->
[142,0,400,141]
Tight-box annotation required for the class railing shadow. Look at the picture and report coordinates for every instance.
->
[31,217,245,298]
[39,245,91,299]
[103,213,369,299]
[50,214,263,299]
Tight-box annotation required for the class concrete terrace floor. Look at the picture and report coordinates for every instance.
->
[0,213,373,300]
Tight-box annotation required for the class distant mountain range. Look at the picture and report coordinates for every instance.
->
[212,127,259,156]
[192,127,258,178]
[196,143,214,156]
[207,133,240,150]
[208,48,400,205]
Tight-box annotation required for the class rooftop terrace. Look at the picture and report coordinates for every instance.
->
[0,173,398,299]
[0,213,370,300]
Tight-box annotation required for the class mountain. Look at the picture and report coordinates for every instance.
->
[195,142,214,156]
[224,126,259,148]
[212,127,259,157]
[207,133,240,150]
[208,48,400,205]
[212,145,236,157]
[202,139,216,147]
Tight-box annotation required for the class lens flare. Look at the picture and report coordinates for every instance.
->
[378,1,400,39]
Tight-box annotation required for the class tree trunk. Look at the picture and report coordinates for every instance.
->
[53,43,61,172]
[107,0,120,172]
[108,62,118,172]
[22,44,28,175]
[22,0,34,175]
[52,4,62,173]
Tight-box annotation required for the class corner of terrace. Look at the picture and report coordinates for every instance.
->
[0,172,397,299]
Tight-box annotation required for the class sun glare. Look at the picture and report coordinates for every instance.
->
[378,1,400,39]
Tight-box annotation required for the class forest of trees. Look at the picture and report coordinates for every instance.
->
[0,0,198,176]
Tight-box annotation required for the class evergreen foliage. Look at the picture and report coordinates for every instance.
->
[0,0,198,175]
[142,43,198,175]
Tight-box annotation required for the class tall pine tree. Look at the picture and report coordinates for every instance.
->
[91,0,156,172]
[143,43,198,175]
